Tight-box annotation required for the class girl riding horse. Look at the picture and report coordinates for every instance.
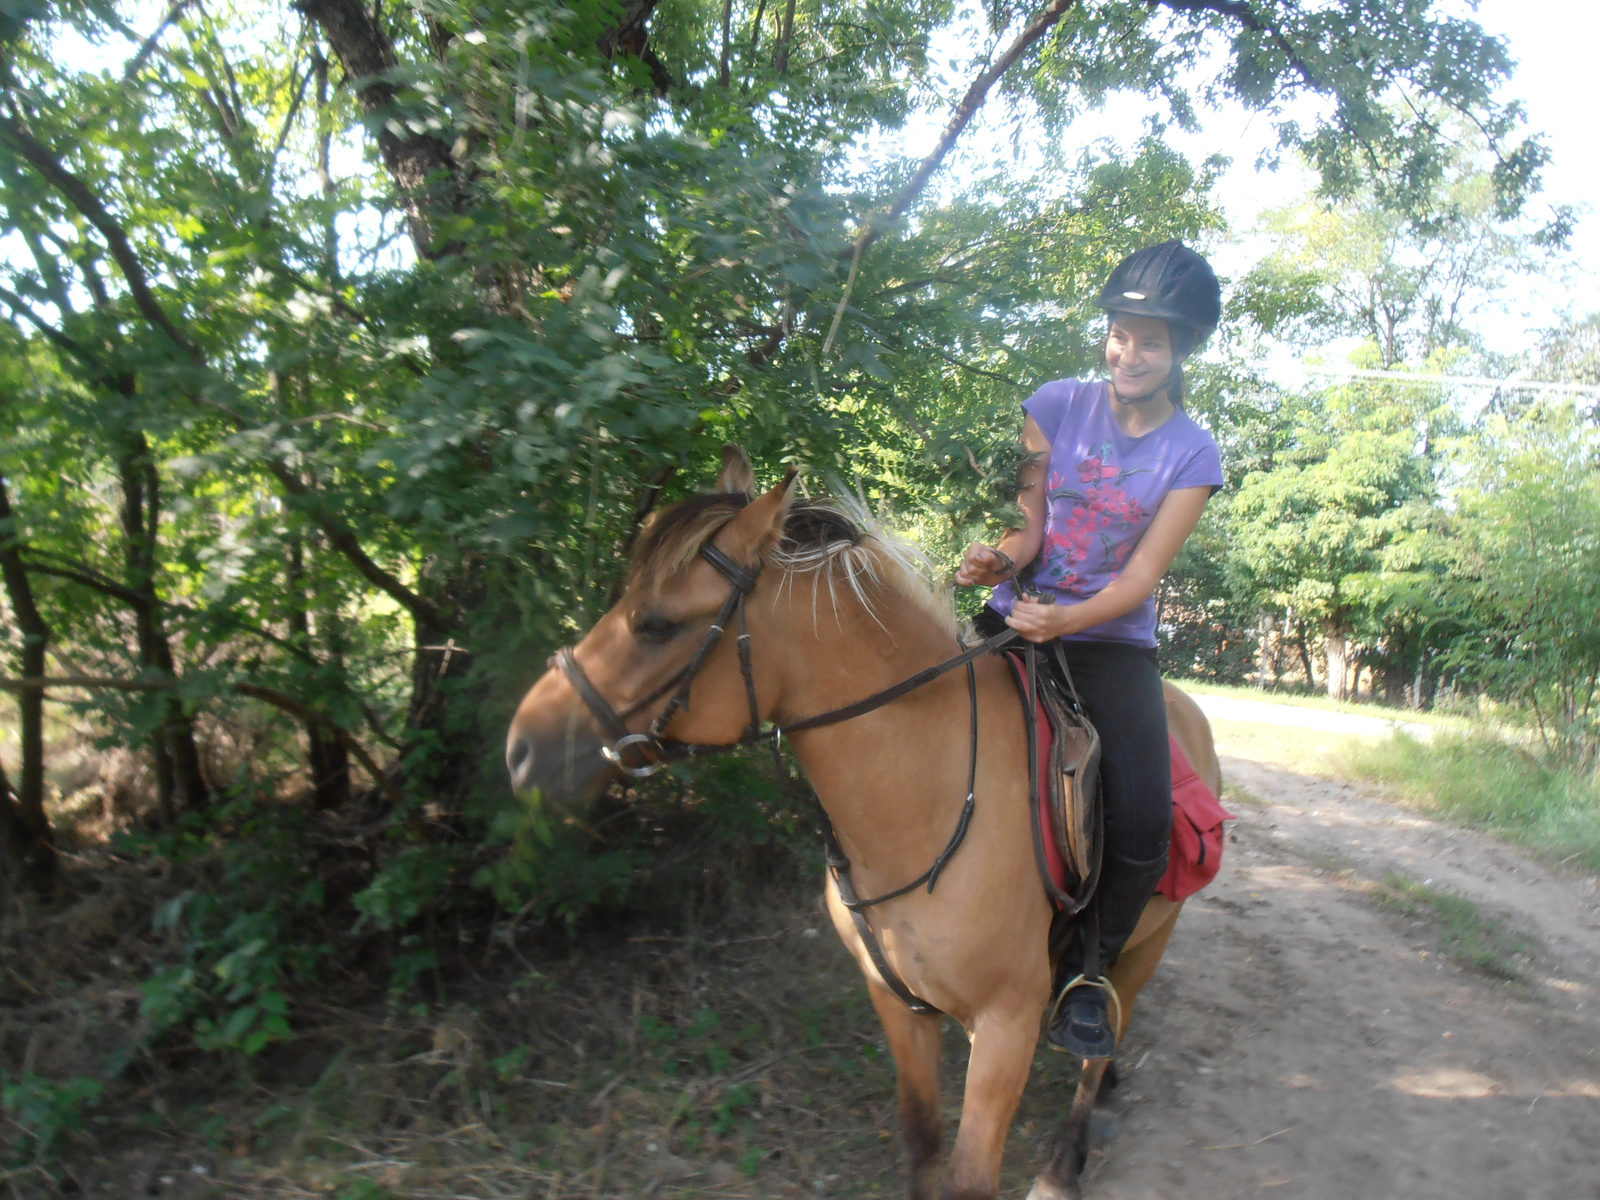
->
[955,240,1224,1059]
[506,239,1227,1199]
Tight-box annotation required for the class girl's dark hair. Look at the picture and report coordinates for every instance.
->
[1168,321,1199,408]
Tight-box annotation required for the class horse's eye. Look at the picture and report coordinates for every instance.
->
[635,612,680,644]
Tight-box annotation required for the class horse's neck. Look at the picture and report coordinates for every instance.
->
[766,584,975,883]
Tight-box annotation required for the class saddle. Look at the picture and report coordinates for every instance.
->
[1001,642,1103,915]
[1004,646,1234,912]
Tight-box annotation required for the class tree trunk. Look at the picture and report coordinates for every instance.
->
[1256,612,1276,690]
[1324,624,1351,701]
[1384,661,1409,706]
[718,0,733,86]
[775,0,798,71]
[1414,651,1434,711]
[287,530,350,810]
[297,0,465,258]
[1294,618,1316,692]
[0,477,57,892]
[117,437,209,818]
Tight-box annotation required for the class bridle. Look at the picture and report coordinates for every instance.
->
[554,538,1017,779]
[554,542,764,779]
[552,531,1021,1014]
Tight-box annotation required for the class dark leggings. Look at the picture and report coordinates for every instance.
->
[976,609,1172,971]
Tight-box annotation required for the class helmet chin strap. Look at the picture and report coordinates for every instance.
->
[1110,370,1172,406]
[1109,353,1186,407]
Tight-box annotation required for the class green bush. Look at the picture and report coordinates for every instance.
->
[0,1072,102,1163]
[130,794,330,1056]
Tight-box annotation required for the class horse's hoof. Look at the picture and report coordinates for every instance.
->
[1025,1177,1077,1200]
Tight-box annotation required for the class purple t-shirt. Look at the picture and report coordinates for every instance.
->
[990,378,1223,648]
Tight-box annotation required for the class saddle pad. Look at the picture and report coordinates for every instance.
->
[1027,683,1233,903]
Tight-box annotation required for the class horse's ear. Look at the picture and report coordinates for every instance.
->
[714,467,798,564]
[714,444,756,497]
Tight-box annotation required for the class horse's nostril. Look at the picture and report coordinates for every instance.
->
[507,735,533,783]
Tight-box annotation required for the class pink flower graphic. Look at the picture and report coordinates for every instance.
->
[1034,446,1160,593]
[1078,456,1119,484]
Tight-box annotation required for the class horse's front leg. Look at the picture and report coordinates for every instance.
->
[866,978,945,1200]
[940,1001,1041,1200]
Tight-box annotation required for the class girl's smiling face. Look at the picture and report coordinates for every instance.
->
[1105,313,1178,400]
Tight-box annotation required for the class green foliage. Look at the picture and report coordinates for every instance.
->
[0,1072,103,1163]
[1444,405,1600,757]
[1239,125,1559,367]
[490,1044,532,1083]
[478,749,814,931]
[132,795,329,1055]
[1229,415,1436,628]
[1345,732,1600,874]
[1155,495,1257,680]
[353,847,458,932]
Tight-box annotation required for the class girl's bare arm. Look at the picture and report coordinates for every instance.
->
[1004,485,1210,642]
[954,415,1053,587]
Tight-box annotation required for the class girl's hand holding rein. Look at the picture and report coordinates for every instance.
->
[955,542,1013,588]
[1005,595,1075,643]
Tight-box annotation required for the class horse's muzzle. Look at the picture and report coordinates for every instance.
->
[506,701,613,806]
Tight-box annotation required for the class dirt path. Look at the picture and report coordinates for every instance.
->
[1055,756,1600,1200]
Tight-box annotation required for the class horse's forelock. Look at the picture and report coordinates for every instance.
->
[628,492,752,592]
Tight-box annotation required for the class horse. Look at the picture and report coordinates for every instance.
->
[505,447,1221,1200]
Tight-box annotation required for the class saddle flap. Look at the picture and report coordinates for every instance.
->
[1041,682,1101,885]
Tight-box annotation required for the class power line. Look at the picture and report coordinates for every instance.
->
[1301,364,1600,397]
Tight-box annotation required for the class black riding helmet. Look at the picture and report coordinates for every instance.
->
[1094,240,1221,350]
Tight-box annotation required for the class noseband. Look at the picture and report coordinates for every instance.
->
[554,542,763,779]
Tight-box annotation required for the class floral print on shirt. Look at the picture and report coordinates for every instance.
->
[1034,440,1150,595]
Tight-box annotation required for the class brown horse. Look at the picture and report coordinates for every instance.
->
[505,450,1221,1200]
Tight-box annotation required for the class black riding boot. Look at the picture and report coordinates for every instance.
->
[1047,847,1168,1058]
[1091,846,1170,969]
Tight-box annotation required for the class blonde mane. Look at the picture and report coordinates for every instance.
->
[630,492,955,635]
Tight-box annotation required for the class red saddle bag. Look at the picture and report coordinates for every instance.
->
[1027,687,1232,903]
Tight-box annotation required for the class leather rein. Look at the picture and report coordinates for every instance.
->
[554,538,1020,1014]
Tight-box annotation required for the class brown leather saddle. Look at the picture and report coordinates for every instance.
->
[1003,639,1103,915]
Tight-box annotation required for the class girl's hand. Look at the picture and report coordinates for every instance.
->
[1005,596,1070,643]
[955,542,1012,588]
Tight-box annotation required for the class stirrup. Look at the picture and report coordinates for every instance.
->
[1045,974,1122,1060]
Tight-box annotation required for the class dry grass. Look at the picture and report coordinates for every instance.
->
[1206,719,1371,773]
